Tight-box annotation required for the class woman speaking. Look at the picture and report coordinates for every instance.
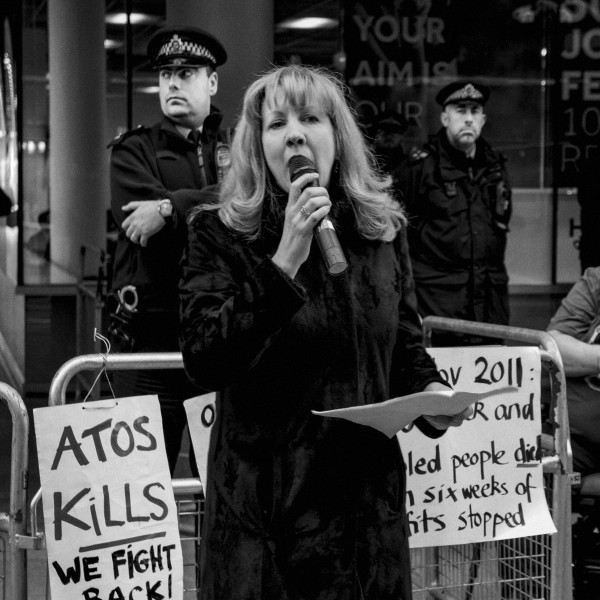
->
[179,64,471,600]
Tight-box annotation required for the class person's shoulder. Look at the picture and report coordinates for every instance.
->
[203,109,224,137]
[391,145,430,188]
[581,266,600,289]
[107,124,153,149]
[408,133,439,165]
[479,136,507,164]
[393,146,432,180]
[406,146,431,165]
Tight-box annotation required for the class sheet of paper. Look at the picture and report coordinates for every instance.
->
[184,392,217,494]
[312,386,518,437]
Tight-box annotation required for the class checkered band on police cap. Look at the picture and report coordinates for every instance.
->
[147,26,227,69]
[445,83,482,103]
[158,34,216,65]
[436,81,490,107]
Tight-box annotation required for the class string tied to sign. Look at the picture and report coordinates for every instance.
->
[82,329,116,403]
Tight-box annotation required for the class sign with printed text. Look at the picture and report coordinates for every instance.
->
[343,0,456,134]
[400,346,556,548]
[34,395,183,600]
[555,3,600,186]
[184,392,217,493]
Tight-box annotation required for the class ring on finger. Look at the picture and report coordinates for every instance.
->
[300,205,310,218]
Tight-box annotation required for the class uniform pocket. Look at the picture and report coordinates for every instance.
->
[426,183,468,216]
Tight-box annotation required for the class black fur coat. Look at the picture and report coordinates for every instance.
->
[179,187,445,599]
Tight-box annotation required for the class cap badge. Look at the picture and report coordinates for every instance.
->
[445,83,484,104]
[463,84,478,97]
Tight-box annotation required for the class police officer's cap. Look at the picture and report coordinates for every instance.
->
[147,26,227,69]
[373,110,408,134]
[436,81,490,108]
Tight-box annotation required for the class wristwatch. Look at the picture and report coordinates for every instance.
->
[157,199,173,218]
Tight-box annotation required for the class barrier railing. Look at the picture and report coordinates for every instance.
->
[412,316,574,600]
[8,319,576,598]
[0,382,29,600]
[33,352,201,599]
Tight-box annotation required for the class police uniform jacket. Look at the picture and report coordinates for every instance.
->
[394,129,512,326]
[109,110,224,327]
[179,185,447,600]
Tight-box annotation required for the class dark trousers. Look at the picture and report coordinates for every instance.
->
[111,364,198,474]
[108,307,200,475]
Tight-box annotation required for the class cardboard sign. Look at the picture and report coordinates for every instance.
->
[34,395,184,600]
[184,392,217,493]
[400,346,556,548]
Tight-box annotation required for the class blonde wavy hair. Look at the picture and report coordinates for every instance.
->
[214,64,405,241]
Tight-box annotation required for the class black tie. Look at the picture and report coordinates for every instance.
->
[188,129,207,187]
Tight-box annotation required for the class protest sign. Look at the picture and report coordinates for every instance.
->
[400,346,556,548]
[34,395,183,600]
[184,392,216,492]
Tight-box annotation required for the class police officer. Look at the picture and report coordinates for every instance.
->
[370,109,409,174]
[394,81,512,345]
[108,26,230,473]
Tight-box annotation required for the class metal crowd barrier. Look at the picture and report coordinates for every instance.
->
[0,382,29,600]
[411,316,574,600]
[4,320,575,598]
[27,352,204,599]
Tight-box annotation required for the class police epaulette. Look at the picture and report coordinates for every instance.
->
[408,148,429,163]
[107,124,149,148]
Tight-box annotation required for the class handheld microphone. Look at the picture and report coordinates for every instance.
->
[288,155,348,275]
